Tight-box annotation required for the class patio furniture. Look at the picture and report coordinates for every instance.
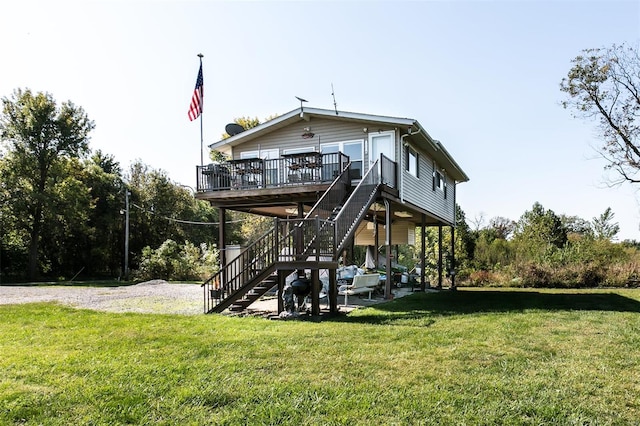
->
[338,273,379,306]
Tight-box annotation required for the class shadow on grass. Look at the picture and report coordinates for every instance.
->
[327,289,640,325]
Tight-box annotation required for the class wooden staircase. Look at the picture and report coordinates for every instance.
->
[228,272,278,312]
[201,159,382,314]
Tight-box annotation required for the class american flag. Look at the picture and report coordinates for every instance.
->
[188,63,203,121]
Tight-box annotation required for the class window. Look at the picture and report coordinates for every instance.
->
[433,168,447,199]
[405,146,419,177]
[282,147,315,155]
[239,149,279,186]
[433,168,444,191]
[321,140,363,179]
[240,151,258,159]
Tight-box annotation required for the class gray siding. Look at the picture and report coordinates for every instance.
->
[401,143,455,224]
[231,118,395,161]
[229,117,454,223]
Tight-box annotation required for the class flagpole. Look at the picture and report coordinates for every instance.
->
[198,53,204,167]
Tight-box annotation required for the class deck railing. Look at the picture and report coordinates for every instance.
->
[201,152,397,313]
[201,216,335,313]
[196,152,349,192]
[380,153,397,188]
[333,158,382,254]
[304,160,351,221]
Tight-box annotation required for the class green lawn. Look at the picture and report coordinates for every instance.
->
[1,288,639,425]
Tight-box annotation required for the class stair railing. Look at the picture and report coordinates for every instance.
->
[202,216,336,313]
[202,152,391,313]
[304,153,350,220]
[333,159,381,254]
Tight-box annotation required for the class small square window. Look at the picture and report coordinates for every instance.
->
[433,170,444,191]
[405,147,419,177]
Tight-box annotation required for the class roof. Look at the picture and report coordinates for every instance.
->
[210,107,469,182]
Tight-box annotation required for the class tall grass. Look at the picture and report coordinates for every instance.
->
[1,288,639,425]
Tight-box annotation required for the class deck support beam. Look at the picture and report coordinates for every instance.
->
[421,213,426,291]
[437,224,443,289]
[219,207,227,287]
[384,199,393,299]
[450,225,456,290]
[329,268,337,313]
[311,269,320,316]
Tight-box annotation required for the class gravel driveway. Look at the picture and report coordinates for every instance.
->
[0,280,205,315]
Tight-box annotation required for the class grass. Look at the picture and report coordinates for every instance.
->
[1,288,639,425]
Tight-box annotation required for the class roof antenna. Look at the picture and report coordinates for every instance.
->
[331,83,338,115]
[295,96,308,112]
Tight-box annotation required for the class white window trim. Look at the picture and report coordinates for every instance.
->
[320,139,364,160]
[282,146,316,155]
[240,150,259,159]
[406,146,418,178]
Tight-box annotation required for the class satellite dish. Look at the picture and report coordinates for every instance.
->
[225,123,245,136]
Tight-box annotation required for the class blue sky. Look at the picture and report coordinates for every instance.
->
[2,0,640,240]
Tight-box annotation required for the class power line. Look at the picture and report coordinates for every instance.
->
[130,203,248,226]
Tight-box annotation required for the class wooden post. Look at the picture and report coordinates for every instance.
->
[296,202,304,260]
[311,268,320,316]
[329,268,337,313]
[219,207,226,288]
[385,200,393,299]
[437,224,443,289]
[277,269,285,314]
[374,214,379,270]
[450,225,456,290]
[421,213,426,291]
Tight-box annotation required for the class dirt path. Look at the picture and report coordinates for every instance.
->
[0,280,204,315]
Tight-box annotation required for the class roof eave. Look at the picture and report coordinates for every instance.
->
[209,107,417,150]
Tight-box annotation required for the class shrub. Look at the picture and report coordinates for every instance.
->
[517,263,553,287]
[133,239,219,282]
[466,270,495,287]
[603,261,640,287]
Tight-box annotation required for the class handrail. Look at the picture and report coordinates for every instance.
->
[380,154,397,188]
[304,153,350,220]
[202,153,395,313]
[201,216,336,313]
[332,159,381,254]
[196,152,348,192]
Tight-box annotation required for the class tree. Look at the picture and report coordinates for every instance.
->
[560,214,592,238]
[561,43,640,184]
[125,161,235,272]
[0,89,94,279]
[224,116,261,137]
[212,116,264,162]
[488,216,516,240]
[513,202,567,261]
[592,207,620,240]
[81,151,126,276]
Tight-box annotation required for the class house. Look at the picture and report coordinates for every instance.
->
[195,106,469,315]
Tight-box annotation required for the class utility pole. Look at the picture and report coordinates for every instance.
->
[124,190,130,280]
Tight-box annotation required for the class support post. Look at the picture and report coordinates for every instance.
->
[384,199,392,299]
[277,269,285,314]
[421,213,426,291]
[296,202,304,260]
[450,225,456,290]
[329,268,337,313]
[311,268,320,316]
[219,207,226,287]
[437,224,443,289]
[374,214,379,269]
[124,190,130,280]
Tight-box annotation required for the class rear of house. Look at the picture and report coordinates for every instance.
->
[195,107,469,315]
